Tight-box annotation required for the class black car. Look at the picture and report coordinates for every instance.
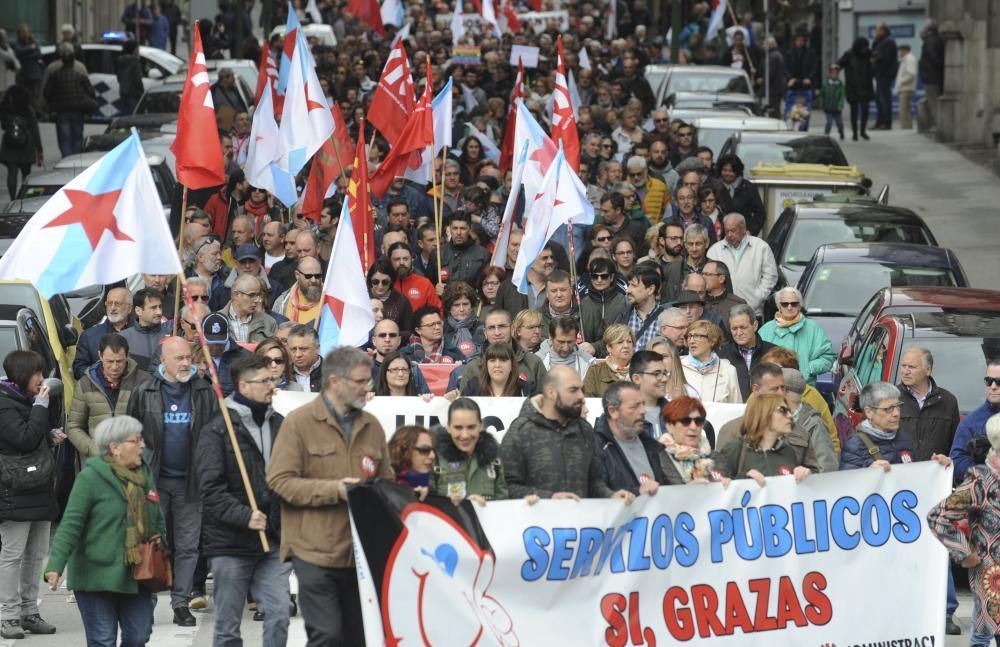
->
[718,131,849,173]
[766,203,938,289]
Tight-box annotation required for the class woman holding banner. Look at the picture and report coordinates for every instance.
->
[711,393,816,486]
[660,396,716,484]
[389,426,436,496]
[432,399,508,505]
[460,344,525,398]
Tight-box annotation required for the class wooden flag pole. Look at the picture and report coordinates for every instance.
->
[172,186,189,337]
[435,146,448,281]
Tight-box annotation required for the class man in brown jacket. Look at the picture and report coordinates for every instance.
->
[267,346,392,646]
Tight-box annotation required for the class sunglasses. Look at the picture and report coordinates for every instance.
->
[370,278,391,287]
[298,272,324,280]
[595,236,612,243]
[675,416,705,426]
[779,301,801,308]
[591,272,611,280]
[190,294,210,302]
[678,132,694,137]
[985,377,1000,387]
[266,356,286,366]
[375,332,400,338]
[414,445,435,455]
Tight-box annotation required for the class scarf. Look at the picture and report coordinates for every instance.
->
[605,360,630,381]
[0,379,32,402]
[234,392,269,427]
[397,469,432,489]
[446,315,477,356]
[548,346,578,367]
[287,285,321,323]
[775,313,802,328]
[686,352,719,374]
[104,456,150,566]
[660,433,715,482]
[858,419,896,442]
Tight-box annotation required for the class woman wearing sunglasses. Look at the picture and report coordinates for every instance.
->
[580,257,627,352]
[660,396,718,484]
[712,393,815,486]
[254,338,302,391]
[758,287,835,385]
[366,259,414,340]
[388,425,436,498]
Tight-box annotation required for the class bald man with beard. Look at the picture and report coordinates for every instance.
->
[271,257,324,326]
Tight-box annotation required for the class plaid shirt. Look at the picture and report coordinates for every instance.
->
[626,303,665,351]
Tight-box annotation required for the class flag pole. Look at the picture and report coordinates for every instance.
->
[172,186,189,337]
[178,275,270,552]
[435,146,447,281]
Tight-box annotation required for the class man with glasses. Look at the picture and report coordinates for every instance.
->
[224,274,277,343]
[669,123,697,167]
[73,287,134,379]
[626,156,668,224]
[629,350,671,439]
[701,260,748,323]
[656,307,690,353]
[454,309,547,396]
[188,236,228,312]
[272,257,324,326]
[649,108,672,137]
[403,306,465,364]
[950,361,1000,483]
[707,213,778,317]
[222,243,281,307]
[197,354,291,647]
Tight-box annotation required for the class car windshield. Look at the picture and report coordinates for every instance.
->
[16,184,62,199]
[136,90,181,114]
[784,219,932,265]
[737,137,848,171]
[670,73,750,95]
[805,263,958,315]
[697,127,741,158]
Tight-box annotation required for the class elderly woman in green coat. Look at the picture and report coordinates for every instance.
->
[758,287,835,385]
[45,416,166,647]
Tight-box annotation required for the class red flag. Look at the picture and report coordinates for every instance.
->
[330,103,354,170]
[346,0,387,38]
[367,40,415,145]
[501,0,522,32]
[369,64,434,199]
[551,36,580,171]
[170,22,226,189]
[499,59,525,173]
[301,105,354,222]
[347,124,376,271]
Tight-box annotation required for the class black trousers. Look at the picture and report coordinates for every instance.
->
[849,101,870,136]
[291,556,365,647]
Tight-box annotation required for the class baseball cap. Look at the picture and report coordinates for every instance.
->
[202,312,230,345]
[234,244,261,262]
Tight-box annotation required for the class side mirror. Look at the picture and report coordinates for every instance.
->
[147,68,163,80]
[59,323,78,349]
[838,344,854,367]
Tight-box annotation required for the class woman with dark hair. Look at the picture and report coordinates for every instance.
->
[611,235,637,277]
[0,350,61,639]
[460,343,523,397]
[698,186,723,241]
[463,185,500,240]
[476,267,505,320]
[0,84,42,200]
[374,350,431,398]
[367,259,414,340]
[442,281,483,359]
[838,37,875,141]
[203,169,250,240]
[242,185,272,237]
[715,153,766,236]
[254,338,302,391]
[432,398,508,504]
[388,425,436,495]
[575,224,614,277]
[457,137,484,186]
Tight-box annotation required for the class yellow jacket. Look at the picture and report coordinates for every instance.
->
[642,176,670,224]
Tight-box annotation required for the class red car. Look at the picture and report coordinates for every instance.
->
[833,289,1000,447]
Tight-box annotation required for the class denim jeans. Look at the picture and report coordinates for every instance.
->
[292,556,365,647]
[210,551,291,647]
[0,520,50,621]
[948,562,959,618]
[158,476,202,609]
[75,590,155,647]
[824,111,844,136]
[54,112,85,158]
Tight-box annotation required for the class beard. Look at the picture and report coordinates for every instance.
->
[203,258,222,273]
[106,311,126,325]
[302,284,322,301]
[174,367,193,383]
[555,394,584,420]
[395,264,411,280]
[618,420,643,440]
[666,243,683,257]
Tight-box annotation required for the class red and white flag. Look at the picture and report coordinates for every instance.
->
[346,0,387,37]
[551,36,580,171]
[499,59,525,174]
[318,201,376,354]
[254,44,280,113]
[369,63,434,198]
[368,40,415,145]
[170,22,225,189]
[347,124,376,271]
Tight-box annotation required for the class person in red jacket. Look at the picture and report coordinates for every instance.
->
[388,242,442,316]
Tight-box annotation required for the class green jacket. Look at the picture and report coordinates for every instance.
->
[758,317,835,384]
[66,359,150,459]
[711,437,806,479]
[45,457,167,594]
[431,427,508,501]
[819,78,846,112]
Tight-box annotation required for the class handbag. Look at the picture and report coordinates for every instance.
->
[132,536,173,592]
[0,442,54,490]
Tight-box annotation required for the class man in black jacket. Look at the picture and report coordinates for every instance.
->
[898,347,960,462]
[871,23,899,130]
[919,21,945,130]
[718,304,776,400]
[197,354,290,646]
[126,336,217,627]
[593,381,683,495]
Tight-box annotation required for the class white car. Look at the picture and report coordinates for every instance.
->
[690,116,788,161]
[40,43,184,122]
[269,23,338,47]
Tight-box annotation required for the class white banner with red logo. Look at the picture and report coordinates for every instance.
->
[351,461,951,646]
[271,392,746,441]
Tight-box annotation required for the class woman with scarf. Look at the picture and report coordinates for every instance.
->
[432,399,508,505]
[44,416,167,645]
[461,343,525,397]
[442,281,483,360]
[660,396,719,484]
[758,287,835,385]
[584,324,636,397]
[388,425,437,499]
[680,321,741,404]
[0,351,61,639]
[241,185,273,238]
[711,393,816,486]
[254,338,303,392]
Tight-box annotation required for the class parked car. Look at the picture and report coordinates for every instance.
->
[55,152,176,206]
[833,309,1000,445]
[719,131,849,173]
[39,43,183,122]
[0,196,50,258]
[766,203,938,288]
[798,242,968,349]
[690,116,787,164]
[269,22,338,47]
[135,71,254,116]
[103,113,178,135]
[652,65,755,108]
[665,91,759,115]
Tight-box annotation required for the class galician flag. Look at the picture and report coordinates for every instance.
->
[706,0,727,40]
[318,201,377,354]
[0,131,182,298]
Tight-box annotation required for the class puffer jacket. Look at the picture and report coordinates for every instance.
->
[592,415,683,494]
[579,285,628,357]
[640,176,670,224]
[66,359,150,459]
[197,396,283,558]
[840,425,916,470]
[431,427,508,501]
[758,316,835,385]
[0,383,58,522]
[500,395,614,499]
[898,379,960,462]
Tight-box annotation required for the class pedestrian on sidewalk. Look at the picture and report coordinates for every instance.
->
[919,21,945,131]
[895,43,918,130]
[838,37,875,141]
[0,84,42,200]
[819,64,846,140]
[44,416,167,646]
[41,42,96,158]
[871,22,899,130]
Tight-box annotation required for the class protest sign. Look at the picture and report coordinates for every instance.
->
[349,461,951,646]
[509,44,540,68]
[453,45,482,65]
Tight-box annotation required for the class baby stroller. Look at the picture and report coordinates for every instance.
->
[784,87,814,131]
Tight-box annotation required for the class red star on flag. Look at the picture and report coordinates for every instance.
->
[43,189,134,250]
[325,295,345,325]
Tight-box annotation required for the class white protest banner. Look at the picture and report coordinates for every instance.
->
[272,392,745,440]
[351,461,951,646]
[518,9,570,32]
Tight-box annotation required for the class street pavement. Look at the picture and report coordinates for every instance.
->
[1,122,998,646]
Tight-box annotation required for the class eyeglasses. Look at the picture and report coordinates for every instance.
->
[776,405,793,416]
[986,377,1000,387]
[369,278,391,287]
[686,333,709,341]
[486,324,510,332]
[678,131,694,138]
[298,272,324,280]
[638,370,671,380]
[414,445,435,455]
[182,319,197,329]
[591,272,611,280]
[601,143,613,149]
[870,402,903,413]
[375,332,400,338]
[675,416,705,426]
[121,436,145,445]
[265,356,286,366]
[237,291,263,300]
[419,320,443,328]
[779,301,801,308]
[245,377,279,385]
[386,367,410,374]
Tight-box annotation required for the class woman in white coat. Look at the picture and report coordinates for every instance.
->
[680,320,742,404]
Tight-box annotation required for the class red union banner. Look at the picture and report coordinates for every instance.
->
[349,462,951,646]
